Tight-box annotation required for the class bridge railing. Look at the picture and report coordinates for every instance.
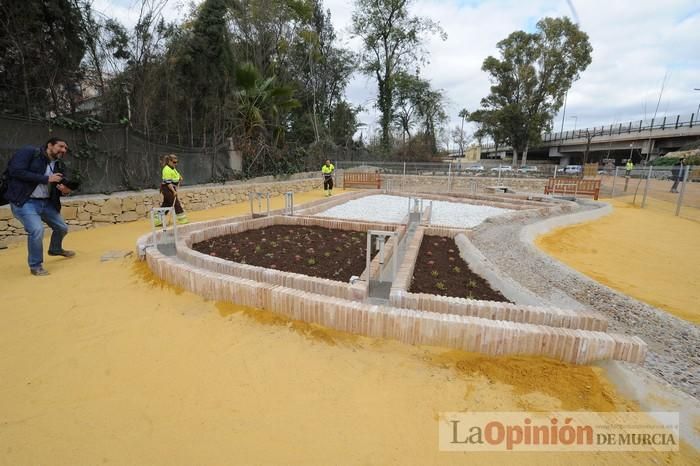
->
[481,113,698,150]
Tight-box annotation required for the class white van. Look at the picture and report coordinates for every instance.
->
[564,165,582,174]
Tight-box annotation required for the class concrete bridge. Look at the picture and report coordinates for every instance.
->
[480,113,700,165]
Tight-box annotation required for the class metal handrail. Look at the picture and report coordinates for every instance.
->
[480,113,698,150]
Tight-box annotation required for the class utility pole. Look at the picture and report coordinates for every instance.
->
[570,115,578,133]
[559,91,568,142]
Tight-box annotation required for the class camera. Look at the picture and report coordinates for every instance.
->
[58,178,80,190]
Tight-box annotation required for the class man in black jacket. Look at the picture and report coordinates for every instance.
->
[5,137,76,275]
[670,157,685,193]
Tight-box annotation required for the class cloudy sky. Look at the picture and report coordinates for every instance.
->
[96,0,700,142]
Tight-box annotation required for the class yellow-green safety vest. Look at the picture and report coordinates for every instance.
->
[162,165,182,184]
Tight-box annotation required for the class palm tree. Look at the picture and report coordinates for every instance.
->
[458,108,469,156]
[234,62,300,174]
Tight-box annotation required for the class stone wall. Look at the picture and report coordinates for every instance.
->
[0,172,553,246]
[0,174,321,246]
[379,173,547,194]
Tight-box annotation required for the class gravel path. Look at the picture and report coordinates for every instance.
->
[316,194,512,228]
[470,202,700,399]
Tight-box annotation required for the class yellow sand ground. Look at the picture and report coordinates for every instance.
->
[536,197,700,324]
[0,191,698,465]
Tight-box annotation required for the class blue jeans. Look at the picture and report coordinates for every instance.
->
[11,199,68,269]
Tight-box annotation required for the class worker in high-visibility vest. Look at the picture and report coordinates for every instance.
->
[155,153,189,226]
[321,159,335,196]
[625,160,634,176]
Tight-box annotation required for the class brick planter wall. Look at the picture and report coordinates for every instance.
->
[136,193,647,365]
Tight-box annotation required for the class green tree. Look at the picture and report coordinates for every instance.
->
[470,17,592,165]
[392,72,427,143]
[329,101,361,148]
[175,0,236,146]
[288,0,356,146]
[415,86,447,154]
[351,0,445,152]
[234,62,300,174]
[0,0,87,116]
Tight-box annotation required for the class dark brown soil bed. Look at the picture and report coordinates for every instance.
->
[192,224,375,282]
[410,234,511,302]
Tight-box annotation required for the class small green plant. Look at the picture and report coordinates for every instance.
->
[430,270,439,278]
[452,266,461,273]
[468,279,477,288]
[254,245,262,253]
[307,258,316,266]
[324,251,331,257]
[435,281,446,291]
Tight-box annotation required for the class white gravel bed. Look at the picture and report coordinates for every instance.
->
[315,194,512,228]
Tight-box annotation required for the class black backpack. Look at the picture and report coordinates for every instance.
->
[0,148,40,206]
[0,166,8,206]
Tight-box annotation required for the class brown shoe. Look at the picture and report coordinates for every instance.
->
[30,267,50,276]
[48,249,76,257]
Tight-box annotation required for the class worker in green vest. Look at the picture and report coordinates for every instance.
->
[625,160,634,176]
[155,153,189,226]
[321,159,335,196]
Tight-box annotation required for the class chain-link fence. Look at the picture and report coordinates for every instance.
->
[334,160,555,196]
[598,166,699,221]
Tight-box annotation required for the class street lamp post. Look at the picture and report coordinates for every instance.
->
[624,144,634,192]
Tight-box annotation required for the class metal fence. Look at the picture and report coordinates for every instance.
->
[598,165,699,221]
[335,160,559,178]
[335,160,700,221]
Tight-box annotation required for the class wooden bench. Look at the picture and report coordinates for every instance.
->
[544,178,601,200]
[343,171,382,189]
